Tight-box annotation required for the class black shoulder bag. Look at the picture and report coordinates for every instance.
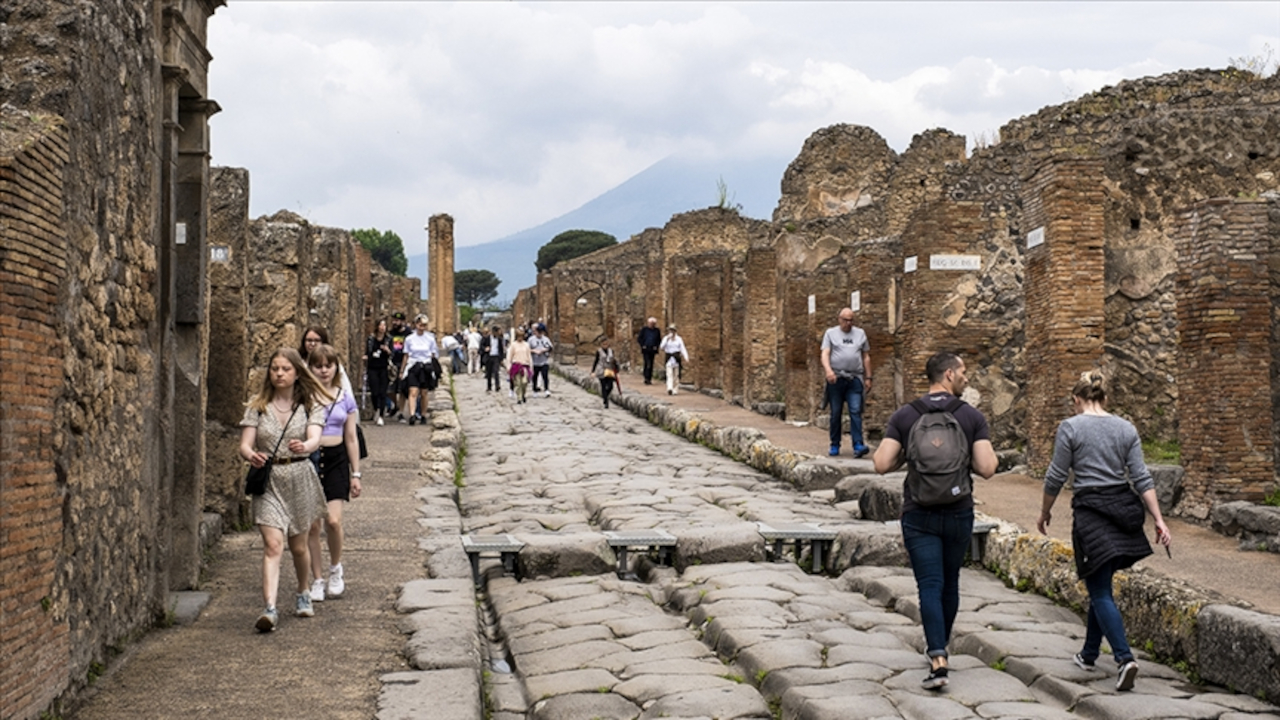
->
[245,405,299,496]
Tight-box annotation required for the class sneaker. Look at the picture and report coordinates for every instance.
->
[509,389,515,398]
[829,446,840,457]
[1116,660,1138,691]
[398,415,408,424]
[1073,653,1097,672]
[854,445,869,458]
[255,606,278,632]
[544,390,551,397]
[328,564,345,597]
[414,414,426,425]
[375,415,384,426]
[408,415,416,426]
[309,578,326,602]
[295,592,314,618]
[922,666,948,690]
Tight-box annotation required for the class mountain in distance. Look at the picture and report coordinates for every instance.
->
[407,154,789,299]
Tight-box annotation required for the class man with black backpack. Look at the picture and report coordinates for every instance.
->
[872,351,998,691]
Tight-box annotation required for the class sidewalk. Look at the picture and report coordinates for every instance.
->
[615,369,1280,615]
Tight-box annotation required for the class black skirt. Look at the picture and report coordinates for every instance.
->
[316,443,351,502]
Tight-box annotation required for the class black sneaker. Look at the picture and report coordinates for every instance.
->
[1073,652,1097,672]
[922,666,948,690]
[1116,661,1138,691]
[408,415,416,426]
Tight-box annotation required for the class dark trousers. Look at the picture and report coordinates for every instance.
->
[484,360,501,390]
[641,350,657,383]
[369,366,389,417]
[902,507,974,658]
[1081,558,1135,664]
[600,376,615,406]
[826,376,866,450]
[532,365,550,392]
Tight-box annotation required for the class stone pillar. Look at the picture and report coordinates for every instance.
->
[1021,159,1106,471]
[1175,199,1275,517]
[428,214,456,334]
[670,252,727,390]
[0,122,71,720]
[742,243,780,410]
[206,168,252,521]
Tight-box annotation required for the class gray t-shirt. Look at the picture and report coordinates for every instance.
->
[821,325,869,378]
[528,335,553,366]
[1043,414,1154,496]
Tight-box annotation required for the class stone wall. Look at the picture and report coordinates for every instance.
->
[519,69,1280,509]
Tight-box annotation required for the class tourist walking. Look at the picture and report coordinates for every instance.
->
[1037,370,1171,692]
[365,319,393,426]
[636,317,661,385]
[873,352,997,689]
[659,325,688,395]
[299,324,353,396]
[506,328,533,404]
[400,315,438,426]
[480,325,506,392]
[592,337,620,408]
[238,348,332,632]
[304,344,362,604]
[529,323,553,397]
[466,326,482,374]
[820,307,871,457]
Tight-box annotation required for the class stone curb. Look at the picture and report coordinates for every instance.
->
[377,372,485,720]
[553,363,1280,703]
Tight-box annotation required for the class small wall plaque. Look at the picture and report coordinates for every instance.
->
[904,256,918,273]
[929,254,981,271]
[850,291,861,312]
[210,245,230,263]
[1027,226,1045,249]
[175,222,187,245]
[807,294,816,315]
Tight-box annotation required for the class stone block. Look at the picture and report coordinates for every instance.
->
[517,533,617,580]
[529,692,639,720]
[1150,464,1185,513]
[789,459,860,492]
[674,523,766,567]
[833,522,907,570]
[1198,604,1280,703]
[377,669,482,720]
[396,577,475,613]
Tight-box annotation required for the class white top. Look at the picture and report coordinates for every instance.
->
[466,331,482,350]
[660,334,688,361]
[404,331,438,368]
[441,334,460,351]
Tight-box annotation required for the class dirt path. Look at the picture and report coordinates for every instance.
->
[618,368,1280,615]
[69,423,430,719]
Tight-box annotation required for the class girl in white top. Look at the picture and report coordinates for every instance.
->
[659,325,689,395]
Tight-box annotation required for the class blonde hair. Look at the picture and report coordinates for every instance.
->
[248,347,334,413]
[1072,369,1107,404]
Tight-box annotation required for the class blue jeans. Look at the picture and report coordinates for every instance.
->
[902,507,974,658]
[826,376,866,450]
[1080,559,1135,665]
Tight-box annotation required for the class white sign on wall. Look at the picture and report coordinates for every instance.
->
[904,256,918,273]
[807,294,816,315]
[209,245,230,263]
[1027,226,1045,249]
[175,222,187,245]
[850,291,861,312]
[929,254,981,271]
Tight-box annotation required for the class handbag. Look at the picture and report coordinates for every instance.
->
[357,425,369,459]
[245,404,298,496]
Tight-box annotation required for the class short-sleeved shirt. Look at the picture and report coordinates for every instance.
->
[529,335,553,366]
[821,325,869,378]
[885,392,990,513]
[320,389,358,438]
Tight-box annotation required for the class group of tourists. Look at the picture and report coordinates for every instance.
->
[821,303,1173,693]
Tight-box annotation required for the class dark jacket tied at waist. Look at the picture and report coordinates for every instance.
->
[1071,484,1152,579]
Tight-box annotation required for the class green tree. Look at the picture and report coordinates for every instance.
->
[535,229,617,273]
[351,227,408,276]
[454,269,501,306]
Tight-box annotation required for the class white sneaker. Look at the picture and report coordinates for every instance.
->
[509,389,515,398]
[375,415,384,426]
[309,578,326,602]
[544,390,551,397]
[328,564,345,597]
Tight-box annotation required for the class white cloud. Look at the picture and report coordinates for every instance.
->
[207,1,1277,251]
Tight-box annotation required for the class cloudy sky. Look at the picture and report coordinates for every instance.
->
[207,2,1279,258]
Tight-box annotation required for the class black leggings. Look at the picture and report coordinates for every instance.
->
[369,366,389,416]
[532,365,549,391]
[600,376,615,406]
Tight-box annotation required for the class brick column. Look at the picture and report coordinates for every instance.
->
[428,214,456,334]
[1021,159,1106,470]
[1175,199,1274,517]
[0,127,71,720]
[742,244,779,409]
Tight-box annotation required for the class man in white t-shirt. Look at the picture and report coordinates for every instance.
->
[820,307,872,457]
[466,327,482,374]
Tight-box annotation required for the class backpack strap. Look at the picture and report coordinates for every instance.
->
[909,398,931,415]
[943,398,965,414]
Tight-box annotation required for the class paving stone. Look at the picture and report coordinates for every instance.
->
[702,585,797,603]
[637,685,771,719]
[787,692,900,720]
[166,591,210,626]
[524,668,620,701]
[404,625,482,670]
[973,701,1079,719]
[617,629,700,651]
[592,640,719,674]
[1003,656,1104,686]
[711,626,811,658]
[952,629,1083,666]
[890,689,981,720]
[1220,714,1280,720]
[857,574,921,608]
[506,624,614,656]
[812,627,913,651]
[843,610,916,630]
[760,664,894,699]
[517,532,618,579]
[885,665,1036,705]
[518,640,633,676]
[486,673,528,715]
[612,673,740,704]
[396,577,475,612]
[1071,693,1229,719]
[528,692,641,720]
[829,647,933,672]
[619,658,731,679]
[733,638,827,678]
[675,523,767,566]
[378,669,482,720]
[502,590,621,626]
[605,614,690,637]
[1029,674,1096,708]
[835,523,910,569]
[780,681,892,717]
[1192,692,1280,713]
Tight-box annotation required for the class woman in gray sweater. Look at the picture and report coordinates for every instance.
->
[1037,370,1171,692]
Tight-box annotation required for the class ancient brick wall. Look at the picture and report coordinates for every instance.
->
[0,115,72,720]
[1175,199,1275,517]
[1021,159,1107,470]
[742,239,781,410]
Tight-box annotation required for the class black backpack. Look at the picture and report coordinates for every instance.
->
[905,398,972,506]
